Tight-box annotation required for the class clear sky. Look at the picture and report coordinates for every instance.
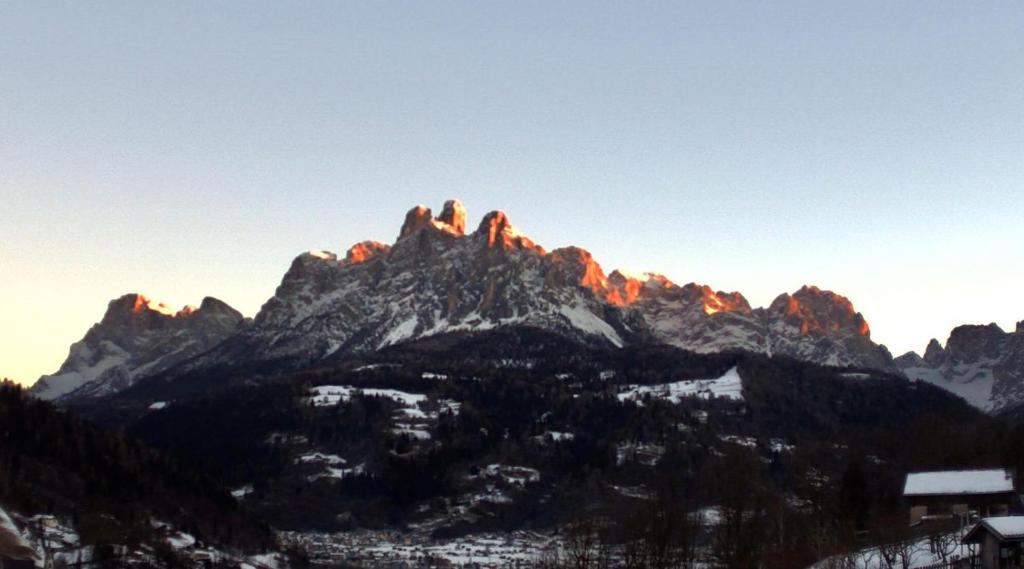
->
[2,2,1022,386]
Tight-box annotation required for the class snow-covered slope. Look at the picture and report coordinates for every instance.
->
[617,366,745,404]
[897,321,1024,412]
[31,294,246,401]
[37,200,901,402]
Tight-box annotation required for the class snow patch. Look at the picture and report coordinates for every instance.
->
[557,303,623,347]
[617,366,744,404]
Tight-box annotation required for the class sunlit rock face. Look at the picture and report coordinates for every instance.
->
[185,200,895,374]
[41,199,907,402]
[898,322,1024,413]
[437,199,467,235]
[762,286,891,370]
[345,241,390,264]
[210,201,627,371]
[31,294,245,401]
[602,277,889,368]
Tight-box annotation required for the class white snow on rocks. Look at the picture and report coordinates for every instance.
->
[904,360,997,411]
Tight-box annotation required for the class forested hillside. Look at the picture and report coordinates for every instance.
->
[0,381,274,557]
[57,327,1024,566]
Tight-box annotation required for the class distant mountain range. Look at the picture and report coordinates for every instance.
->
[896,321,1024,413]
[29,199,1023,413]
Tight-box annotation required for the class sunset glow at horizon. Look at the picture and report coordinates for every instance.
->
[2,2,1023,386]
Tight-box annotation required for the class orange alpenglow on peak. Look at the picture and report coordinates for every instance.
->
[774,285,871,336]
[858,319,871,336]
[605,270,646,305]
[397,199,469,241]
[398,205,434,240]
[550,247,608,293]
[437,199,467,235]
[604,270,676,306]
[130,294,176,316]
[345,240,390,264]
[477,210,512,246]
[120,293,205,319]
[699,286,748,315]
[475,210,543,252]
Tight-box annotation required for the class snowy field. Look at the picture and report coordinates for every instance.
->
[811,531,975,569]
[617,366,744,404]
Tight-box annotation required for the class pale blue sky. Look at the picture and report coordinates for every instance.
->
[2,2,1022,385]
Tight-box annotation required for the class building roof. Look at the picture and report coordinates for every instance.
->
[964,517,1024,543]
[903,469,1015,497]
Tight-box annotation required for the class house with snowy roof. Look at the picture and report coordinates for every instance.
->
[963,516,1024,569]
[903,469,1018,526]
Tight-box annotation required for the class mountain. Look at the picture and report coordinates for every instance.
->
[34,200,895,402]
[31,294,245,401]
[612,273,891,369]
[180,200,892,371]
[897,321,1024,412]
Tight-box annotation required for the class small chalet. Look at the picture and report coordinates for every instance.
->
[963,516,1024,569]
[903,469,1018,525]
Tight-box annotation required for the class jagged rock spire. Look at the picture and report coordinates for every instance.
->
[397,200,469,241]
[398,205,434,240]
[437,199,467,235]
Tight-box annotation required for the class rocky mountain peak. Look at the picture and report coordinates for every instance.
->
[682,284,752,316]
[99,293,190,332]
[113,293,171,315]
[548,247,608,294]
[474,210,541,252]
[943,323,1007,364]
[398,200,470,242]
[770,286,870,337]
[437,199,467,235]
[605,271,642,305]
[923,338,945,365]
[40,201,914,404]
[345,240,390,264]
[603,271,676,305]
[398,205,434,240]
[900,322,1023,414]
[195,297,244,322]
[894,351,925,368]
[32,293,245,401]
